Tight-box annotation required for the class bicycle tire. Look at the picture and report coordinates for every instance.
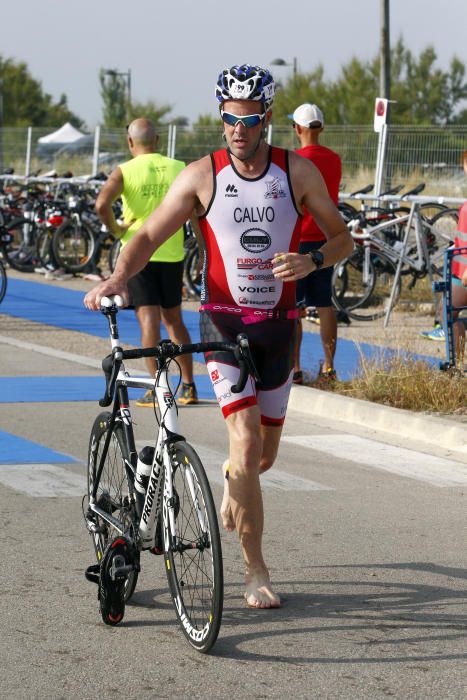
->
[184,244,202,299]
[2,217,38,272]
[163,440,223,653]
[332,246,376,312]
[87,411,138,601]
[0,260,7,303]
[35,228,57,269]
[429,208,459,244]
[52,218,95,272]
[108,238,121,273]
[333,247,401,321]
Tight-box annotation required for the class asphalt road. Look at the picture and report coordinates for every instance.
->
[1,333,466,700]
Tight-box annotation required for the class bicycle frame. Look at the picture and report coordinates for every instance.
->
[88,356,181,553]
[348,203,439,326]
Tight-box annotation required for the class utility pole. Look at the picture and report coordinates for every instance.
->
[380,0,390,100]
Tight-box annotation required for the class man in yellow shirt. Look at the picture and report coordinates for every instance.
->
[95,118,197,405]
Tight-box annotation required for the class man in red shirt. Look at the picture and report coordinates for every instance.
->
[289,103,342,383]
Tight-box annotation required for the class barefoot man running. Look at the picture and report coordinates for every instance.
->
[84,64,353,608]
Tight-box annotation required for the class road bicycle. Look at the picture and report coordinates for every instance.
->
[83,295,258,652]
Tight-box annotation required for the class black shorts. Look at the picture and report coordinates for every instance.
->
[200,310,296,425]
[296,241,333,308]
[127,260,184,308]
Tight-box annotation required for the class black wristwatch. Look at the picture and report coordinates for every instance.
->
[308,250,324,270]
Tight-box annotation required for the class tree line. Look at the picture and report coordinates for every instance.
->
[1,39,466,130]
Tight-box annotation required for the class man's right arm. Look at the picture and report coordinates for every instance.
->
[95,168,128,237]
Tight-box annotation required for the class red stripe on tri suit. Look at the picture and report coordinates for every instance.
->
[260,415,286,427]
[202,217,232,304]
[221,395,257,419]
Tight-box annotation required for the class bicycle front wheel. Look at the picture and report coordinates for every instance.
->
[87,412,138,601]
[333,248,401,321]
[163,440,223,653]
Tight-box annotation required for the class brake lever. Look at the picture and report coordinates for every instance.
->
[230,334,260,394]
[99,353,121,407]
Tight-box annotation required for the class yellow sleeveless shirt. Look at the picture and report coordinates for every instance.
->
[119,152,185,262]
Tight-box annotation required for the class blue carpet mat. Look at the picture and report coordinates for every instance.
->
[0,429,77,464]
[0,374,216,403]
[1,277,438,383]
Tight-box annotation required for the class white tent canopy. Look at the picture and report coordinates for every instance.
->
[38,122,85,144]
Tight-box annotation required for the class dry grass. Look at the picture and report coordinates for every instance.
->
[311,351,467,415]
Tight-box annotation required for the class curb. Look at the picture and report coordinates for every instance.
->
[289,385,467,461]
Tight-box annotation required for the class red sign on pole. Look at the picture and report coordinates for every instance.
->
[374,98,388,132]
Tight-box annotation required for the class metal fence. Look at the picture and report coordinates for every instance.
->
[1,124,467,197]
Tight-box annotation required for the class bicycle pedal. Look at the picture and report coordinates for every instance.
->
[109,554,133,580]
[85,564,100,585]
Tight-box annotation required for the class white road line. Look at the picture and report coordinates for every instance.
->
[136,440,334,492]
[282,434,467,488]
[0,464,85,497]
[0,335,149,375]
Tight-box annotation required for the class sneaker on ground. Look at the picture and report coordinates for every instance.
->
[84,272,107,281]
[45,268,73,281]
[305,308,320,325]
[178,382,198,405]
[135,389,158,407]
[420,325,445,341]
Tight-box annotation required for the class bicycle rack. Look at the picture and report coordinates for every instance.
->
[432,246,467,372]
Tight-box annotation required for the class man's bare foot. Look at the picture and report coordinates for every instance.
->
[244,569,281,609]
[220,459,235,531]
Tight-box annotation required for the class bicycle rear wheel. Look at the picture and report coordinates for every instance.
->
[429,208,459,244]
[163,440,223,653]
[53,219,95,272]
[87,412,138,601]
[0,260,7,303]
[108,238,121,273]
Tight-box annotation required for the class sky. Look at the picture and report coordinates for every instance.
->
[2,0,467,129]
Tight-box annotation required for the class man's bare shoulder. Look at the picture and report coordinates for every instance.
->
[176,155,213,213]
[184,155,213,178]
[288,149,321,176]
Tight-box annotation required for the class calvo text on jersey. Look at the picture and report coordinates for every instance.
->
[233,206,275,223]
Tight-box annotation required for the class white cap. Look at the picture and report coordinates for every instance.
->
[288,103,324,128]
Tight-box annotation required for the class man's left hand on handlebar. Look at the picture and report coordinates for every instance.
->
[83,275,129,311]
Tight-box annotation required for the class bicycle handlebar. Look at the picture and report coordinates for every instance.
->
[98,297,260,406]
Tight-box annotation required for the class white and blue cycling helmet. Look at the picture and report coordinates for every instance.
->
[216,64,275,110]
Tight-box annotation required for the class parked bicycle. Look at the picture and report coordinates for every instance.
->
[83,295,259,652]
[332,202,457,321]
